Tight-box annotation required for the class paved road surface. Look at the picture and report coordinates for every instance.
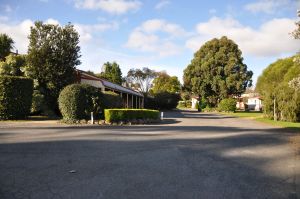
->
[0,110,299,199]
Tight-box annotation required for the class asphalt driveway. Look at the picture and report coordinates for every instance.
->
[0,110,299,199]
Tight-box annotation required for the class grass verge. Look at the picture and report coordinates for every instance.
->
[221,111,300,132]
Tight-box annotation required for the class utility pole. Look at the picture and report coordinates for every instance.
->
[273,97,277,121]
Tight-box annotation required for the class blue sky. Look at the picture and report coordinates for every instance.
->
[0,0,299,85]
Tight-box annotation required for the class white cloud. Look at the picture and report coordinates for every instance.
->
[185,16,300,57]
[155,0,170,10]
[45,18,60,25]
[125,19,187,57]
[137,19,187,37]
[74,21,119,44]
[0,18,118,54]
[0,19,34,54]
[74,0,142,14]
[244,0,293,14]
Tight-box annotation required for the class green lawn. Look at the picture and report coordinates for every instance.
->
[221,111,300,132]
[221,111,263,118]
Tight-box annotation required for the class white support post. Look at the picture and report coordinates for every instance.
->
[91,112,94,124]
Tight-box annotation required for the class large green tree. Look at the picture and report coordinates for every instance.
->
[26,21,81,113]
[183,36,252,106]
[126,67,157,95]
[0,33,14,61]
[0,54,26,76]
[256,57,300,122]
[151,71,181,94]
[99,62,122,85]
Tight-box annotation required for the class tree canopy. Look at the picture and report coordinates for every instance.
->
[256,56,300,122]
[99,62,122,85]
[26,21,81,113]
[0,54,26,76]
[151,71,181,94]
[183,36,252,106]
[0,33,14,61]
[126,67,157,95]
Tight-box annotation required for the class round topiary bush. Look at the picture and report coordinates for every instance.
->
[58,84,102,121]
[218,98,237,112]
[0,76,33,119]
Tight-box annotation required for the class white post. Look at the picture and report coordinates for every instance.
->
[161,112,164,120]
[91,112,94,124]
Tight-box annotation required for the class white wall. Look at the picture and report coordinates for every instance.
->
[191,98,198,109]
[247,97,262,111]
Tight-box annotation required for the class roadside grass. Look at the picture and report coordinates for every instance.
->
[221,111,263,118]
[255,118,300,131]
[221,111,300,132]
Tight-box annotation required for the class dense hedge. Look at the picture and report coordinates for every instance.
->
[58,84,102,121]
[218,98,237,112]
[144,92,180,110]
[101,91,123,110]
[0,76,33,119]
[104,109,160,123]
[144,96,157,109]
[154,92,180,110]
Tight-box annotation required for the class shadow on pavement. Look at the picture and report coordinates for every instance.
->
[0,131,297,199]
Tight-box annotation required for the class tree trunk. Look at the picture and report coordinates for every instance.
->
[198,95,201,112]
[273,98,277,121]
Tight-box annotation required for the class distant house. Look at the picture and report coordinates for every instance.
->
[247,96,262,111]
[76,70,144,109]
[191,97,199,109]
[236,93,262,111]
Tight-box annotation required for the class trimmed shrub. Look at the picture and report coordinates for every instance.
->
[218,98,237,112]
[0,76,33,119]
[105,109,160,123]
[58,84,102,121]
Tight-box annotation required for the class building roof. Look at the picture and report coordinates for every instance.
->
[77,70,143,97]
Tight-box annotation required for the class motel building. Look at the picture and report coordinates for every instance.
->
[76,70,144,109]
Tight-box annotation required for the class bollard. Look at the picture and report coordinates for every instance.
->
[161,112,164,120]
[91,112,94,124]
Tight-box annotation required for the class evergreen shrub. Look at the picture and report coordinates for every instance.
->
[0,76,33,119]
